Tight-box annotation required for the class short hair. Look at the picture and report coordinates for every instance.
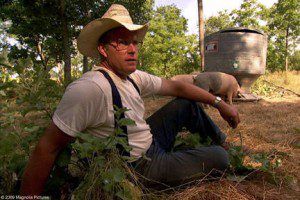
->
[98,27,119,45]
[98,27,124,60]
[97,29,114,60]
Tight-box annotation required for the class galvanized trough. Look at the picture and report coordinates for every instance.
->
[204,27,268,92]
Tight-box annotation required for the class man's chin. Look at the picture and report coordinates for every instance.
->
[126,65,137,74]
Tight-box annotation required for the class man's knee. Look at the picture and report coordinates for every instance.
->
[214,146,229,170]
[172,98,195,107]
[171,98,200,115]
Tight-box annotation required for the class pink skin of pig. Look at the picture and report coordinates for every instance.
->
[170,72,242,104]
[194,72,242,104]
[170,74,198,85]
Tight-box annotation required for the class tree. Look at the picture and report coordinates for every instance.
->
[0,0,154,84]
[139,5,200,78]
[289,50,300,71]
[205,10,235,35]
[231,0,267,30]
[205,0,269,35]
[197,0,204,71]
[268,0,300,71]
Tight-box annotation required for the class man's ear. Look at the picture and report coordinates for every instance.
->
[97,44,108,58]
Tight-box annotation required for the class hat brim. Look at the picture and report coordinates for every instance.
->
[77,18,148,58]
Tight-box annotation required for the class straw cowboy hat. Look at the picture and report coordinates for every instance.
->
[77,4,149,58]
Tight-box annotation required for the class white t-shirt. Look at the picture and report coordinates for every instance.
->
[53,66,162,158]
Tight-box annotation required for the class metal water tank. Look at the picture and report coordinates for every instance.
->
[204,27,268,91]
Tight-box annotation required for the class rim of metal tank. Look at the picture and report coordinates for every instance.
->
[207,27,266,36]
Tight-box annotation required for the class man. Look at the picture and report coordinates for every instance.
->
[20,4,240,195]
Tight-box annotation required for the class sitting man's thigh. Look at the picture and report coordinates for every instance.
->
[143,145,229,184]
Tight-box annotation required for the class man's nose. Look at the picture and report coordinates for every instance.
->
[127,43,137,53]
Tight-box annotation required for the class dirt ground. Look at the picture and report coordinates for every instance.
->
[143,94,300,200]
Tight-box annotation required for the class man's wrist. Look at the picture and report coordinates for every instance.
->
[213,96,222,108]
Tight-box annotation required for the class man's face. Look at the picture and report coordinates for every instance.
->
[98,27,141,78]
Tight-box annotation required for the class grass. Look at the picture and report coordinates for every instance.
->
[251,70,300,97]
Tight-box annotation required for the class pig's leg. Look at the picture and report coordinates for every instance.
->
[227,90,234,104]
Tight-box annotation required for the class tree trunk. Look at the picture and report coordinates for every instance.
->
[60,0,72,84]
[82,6,91,74]
[83,56,89,73]
[285,27,289,71]
[57,62,64,84]
[35,37,50,72]
[197,0,205,72]
[163,63,167,78]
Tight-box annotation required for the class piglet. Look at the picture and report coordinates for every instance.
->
[194,72,241,104]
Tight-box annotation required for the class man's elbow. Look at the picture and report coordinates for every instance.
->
[159,79,184,97]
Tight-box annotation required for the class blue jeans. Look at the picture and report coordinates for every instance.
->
[134,98,229,184]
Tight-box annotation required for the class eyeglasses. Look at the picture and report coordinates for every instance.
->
[109,39,143,51]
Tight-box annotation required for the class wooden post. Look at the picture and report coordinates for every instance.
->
[60,0,72,85]
[285,27,289,71]
[198,0,205,72]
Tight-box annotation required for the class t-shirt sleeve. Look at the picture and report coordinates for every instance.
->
[131,70,162,97]
[52,80,106,137]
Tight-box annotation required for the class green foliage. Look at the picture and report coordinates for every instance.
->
[251,153,282,173]
[0,62,63,194]
[0,120,44,194]
[230,0,267,29]
[251,77,279,96]
[0,0,154,84]
[139,5,200,78]
[227,145,282,185]
[0,47,17,91]
[205,11,235,35]
[227,132,281,176]
[0,97,142,198]
[15,70,64,118]
[173,131,212,151]
[71,106,141,199]
[228,145,251,173]
[252,71,300,97]
[267,0,300,71]
[289,50,300,71]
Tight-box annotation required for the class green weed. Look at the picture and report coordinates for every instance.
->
[251,71,300,97]
[70,106,142,200]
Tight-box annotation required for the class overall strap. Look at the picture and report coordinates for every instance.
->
[127,76,140,95]
[97,69,130,157]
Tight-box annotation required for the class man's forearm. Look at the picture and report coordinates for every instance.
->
[20,143,58,195]
[160,80,217,105]
[20,122,74,195]
[159,79,240,128]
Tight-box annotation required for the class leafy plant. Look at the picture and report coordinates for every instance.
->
[70,106,142,200]
[227,132,281,177]
[15,70,64,118]
[173,131,212,151]
[0,121,44,194]
[228,145,252,173]
[251,77,278,97]
[250,153,282,173]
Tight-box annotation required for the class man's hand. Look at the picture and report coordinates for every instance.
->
[158,79,241,128]
[216,100,240,128]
